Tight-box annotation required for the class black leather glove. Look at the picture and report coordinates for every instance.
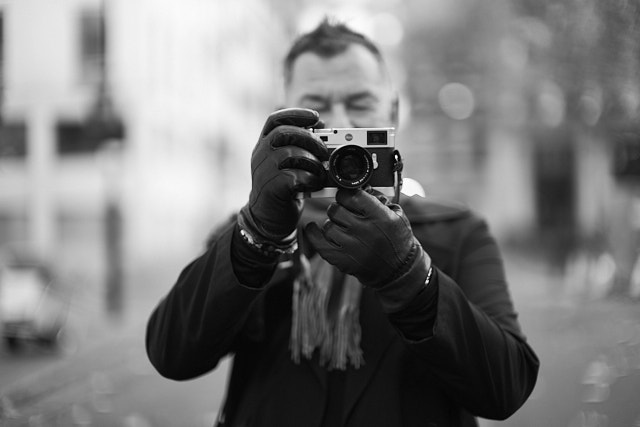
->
[239,108,328,244]
[305,188,428,289]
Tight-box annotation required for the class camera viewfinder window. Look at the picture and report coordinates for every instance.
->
[367,131,387,146]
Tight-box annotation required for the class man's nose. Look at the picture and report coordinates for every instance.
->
[323,103,353,128]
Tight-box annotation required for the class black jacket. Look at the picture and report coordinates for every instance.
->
[146,195,539,426]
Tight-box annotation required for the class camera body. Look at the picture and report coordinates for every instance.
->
[311,127,396,196]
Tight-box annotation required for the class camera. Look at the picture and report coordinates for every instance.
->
[309,127,397,197]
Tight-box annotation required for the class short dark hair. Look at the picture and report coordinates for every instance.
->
[283,18,385,85]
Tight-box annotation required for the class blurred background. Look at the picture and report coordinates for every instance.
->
[0,0,639,426]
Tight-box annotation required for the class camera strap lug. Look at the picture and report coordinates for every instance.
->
[392,150,404,204]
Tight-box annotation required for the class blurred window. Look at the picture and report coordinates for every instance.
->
[0,122,27,158]
[57,121,102,155]
[613,129,640,180]
[79,8,105,84]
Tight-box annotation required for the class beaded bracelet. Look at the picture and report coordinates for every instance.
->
[239,227,298,257]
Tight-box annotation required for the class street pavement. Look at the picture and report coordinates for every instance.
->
[487,256,640,427]
[1,250,639,427]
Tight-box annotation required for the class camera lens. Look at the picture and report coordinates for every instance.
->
[328,145,374,189]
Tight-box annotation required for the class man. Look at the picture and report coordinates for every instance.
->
[146,19,539,427]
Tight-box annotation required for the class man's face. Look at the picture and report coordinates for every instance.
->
[284,44,398,129]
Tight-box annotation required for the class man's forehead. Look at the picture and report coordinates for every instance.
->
[287,44,388,89]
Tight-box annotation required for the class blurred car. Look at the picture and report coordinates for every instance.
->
[0,252,70,351]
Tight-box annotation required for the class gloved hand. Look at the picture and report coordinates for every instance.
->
[305,188,427,289]
[239,108,328,244]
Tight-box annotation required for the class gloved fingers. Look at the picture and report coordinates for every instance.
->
[255,145,327,193]
[387,202,407,218]
[269,126,329,161]
[305,222,342,252]
[281,169,326,194]
[335,188,387,219]
[307,221,393,281]
[261,108,320,136]
[254,168,325,201]
[320,219,355,248]
[384,202,413,228]
[364,186,390,205]
[305,222,363,274]
[304,223,351,273]
[326,201,363,229]
[278,150,326,178]
[321,213,391,263]
[254,141,326,174]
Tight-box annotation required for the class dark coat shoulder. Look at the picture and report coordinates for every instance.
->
[401,195,489,279]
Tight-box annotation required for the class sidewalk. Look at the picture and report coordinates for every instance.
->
[492,253,640,427]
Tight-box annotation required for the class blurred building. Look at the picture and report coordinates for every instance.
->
[0,0,288,299]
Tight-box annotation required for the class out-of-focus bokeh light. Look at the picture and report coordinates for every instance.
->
[437,82,475,120]
[536,80,566,127]
[619,84,640,118]
[371,12,404,46]
[514,16,552,50]
[499,36,529,71]
[578,87,603,127]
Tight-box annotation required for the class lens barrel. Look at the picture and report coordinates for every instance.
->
[327,145,374,189]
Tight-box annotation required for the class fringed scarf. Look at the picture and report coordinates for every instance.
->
[289,251,364,370]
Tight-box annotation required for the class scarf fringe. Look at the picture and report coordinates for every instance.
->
[290,254,364,370]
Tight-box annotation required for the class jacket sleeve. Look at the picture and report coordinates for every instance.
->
[392,214,539,420]
[145,220,271,381]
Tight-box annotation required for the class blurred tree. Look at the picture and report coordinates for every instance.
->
[510,0,640,290]
[509,0,640,125]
